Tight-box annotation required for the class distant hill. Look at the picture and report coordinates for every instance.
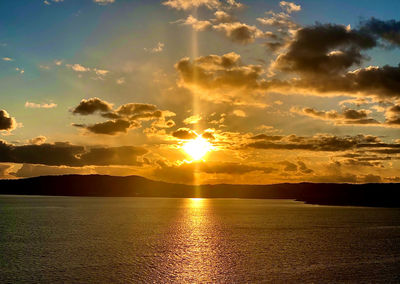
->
[0,174,399,207]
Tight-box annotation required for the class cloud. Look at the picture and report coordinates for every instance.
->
[359,17,400,46]
[13,163,90,178]
[44,0,113,5]
[277,160,313,174]
[15,67,24,74]
[72,98,113,115]
[94,68,109,76]
[85,119,135,135]
[297,161,313,173]
[25,101,57,109]
[44,0,64,4]
[213,22,265,44]
[28,136,47,145]
[0,140,147,167]
[232,109,246,117]
[163,0,242,11]
[279,1,301,13]
[116,77,125,85]
[256,3,301,52]
[180,15,212,31]
[172,128,198,139]
[385,104,400,125]
[175,52,274,105]
[280,160,297,171]
[0,110,17,132]
[163,0,221,10]
[115,103,158,116]
[145,42,165,53]
[183,114,202,124]
[174,8,265,44]
[273,23,376,75]
[172,20,400,101]
[291,107,381,125]
[213,10,235,23]
[247,133,391,152]
[93,0,115,5]
[176,15,266,44]
[65,63,110,79]
[78,146,147,166]
[72,99,176,135]
[267,21,400,100]
[67,63,90,72]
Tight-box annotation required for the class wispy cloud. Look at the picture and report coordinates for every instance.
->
[25,101,57,109]
[145,42,165,53]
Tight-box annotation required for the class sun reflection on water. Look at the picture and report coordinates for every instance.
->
[157,198,231,282]
[190,197,204,208]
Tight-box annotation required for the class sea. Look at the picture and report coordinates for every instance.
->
[0,196,399,283]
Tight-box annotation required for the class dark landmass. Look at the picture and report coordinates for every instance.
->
[0,175,399,207]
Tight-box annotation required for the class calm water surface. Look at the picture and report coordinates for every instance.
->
[1,196,400,283]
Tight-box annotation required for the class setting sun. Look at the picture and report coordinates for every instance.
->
[182,137,212,161]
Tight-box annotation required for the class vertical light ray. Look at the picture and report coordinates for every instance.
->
[191,7,201,189]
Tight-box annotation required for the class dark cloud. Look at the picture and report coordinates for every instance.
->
[72,98,175,135]
[359,18,400,46]
[280,161,297,171]
[274,24,376,75]
[298,161,313,174]
[0,110,17,132]
[86,119,134,135]
[0,141,84,166]
[13,164,90,178]
[292,107,381,125]
[72,98,113,115]
[172,128,197,140]
[343,158,384,168]
[0,140,147,166]
[269,22,400,100]
[251,134,283,141]
[385,104,400,125]
[247,134,399,153]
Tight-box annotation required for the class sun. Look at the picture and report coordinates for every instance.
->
[182,137,212,161]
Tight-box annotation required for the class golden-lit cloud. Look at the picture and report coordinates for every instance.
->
[25,101,57,109]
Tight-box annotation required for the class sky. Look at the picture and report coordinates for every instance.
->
[0,0,400,184]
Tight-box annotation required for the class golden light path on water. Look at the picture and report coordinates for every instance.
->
[159,198,231,282]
